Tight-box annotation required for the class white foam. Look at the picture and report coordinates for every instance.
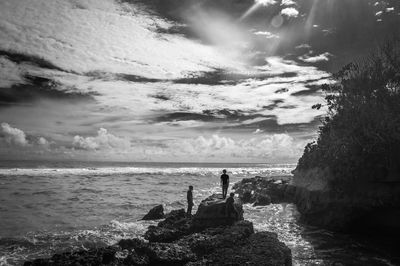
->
[0,165,295,177]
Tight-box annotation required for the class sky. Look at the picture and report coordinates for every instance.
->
[0,0,399,163]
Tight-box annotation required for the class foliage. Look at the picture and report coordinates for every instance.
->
[296,39,400,185]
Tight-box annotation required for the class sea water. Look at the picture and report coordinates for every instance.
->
[0,161,397,265]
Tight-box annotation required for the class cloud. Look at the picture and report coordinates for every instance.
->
[295,44,311,50]
[281,7,299,17]
[0,122,28,146]
[0,0,235,79]
[253,31,280,39]
[0,57,25,88]
[167,133,308,162]
[299,52,333,63]
[72,128,130,151]
[281,0,296,6]
[37,137,49,146]
[253,129,264,134]
[255,0,278,7]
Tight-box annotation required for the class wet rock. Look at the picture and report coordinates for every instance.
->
[24,246,120,266]
[178,221,291,266]
[253,194,271,206]
[241,190,255,203]
[144,208,192,242]
[145,242,196,265]
[145,226,185,243]
[118,238,147,251]
[142,204,164,220]
[191,194,243,231]
[233,176,293,204]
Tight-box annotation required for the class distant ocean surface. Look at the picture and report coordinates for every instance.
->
[0,161,397,265]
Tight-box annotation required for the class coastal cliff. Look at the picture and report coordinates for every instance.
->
[231,41,400,233]
[233,172,400,233]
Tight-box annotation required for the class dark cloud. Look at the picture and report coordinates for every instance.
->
[154,109,265,123]
[0,50,64,72]
[291,84,321,96]
[226,115,323,134]
[0,75,96,106]
[263,99,285,110]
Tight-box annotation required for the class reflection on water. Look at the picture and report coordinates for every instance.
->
[244,203,399,266]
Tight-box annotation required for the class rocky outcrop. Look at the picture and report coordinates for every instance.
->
[142,204,165,220]
[177,221,291,266]
[233,171,400,233]
[293,168,400,232]
[232,176,294,206]
[25,194,292,266]
[191,194,243,230]
[145,209,192,242]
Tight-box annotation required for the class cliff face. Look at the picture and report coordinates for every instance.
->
[292,167,400,233]
[233,172,400,233]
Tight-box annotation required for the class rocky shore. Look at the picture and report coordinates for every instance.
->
[24,194,292,266]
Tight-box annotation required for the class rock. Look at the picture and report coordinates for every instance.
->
[289,167,400,232]
[253,194,271,206]
[178,221,291,266]
[118,238,147,251]
[144,208,192,242]
[191,194,243,231]
[142,204,165,220]
[241,190,255,203]
[234,176,292,204]
[145,226,185,243]
[144,242,196,265]
[24,246,120,266]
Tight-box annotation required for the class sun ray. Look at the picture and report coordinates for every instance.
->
[239,0,277,21]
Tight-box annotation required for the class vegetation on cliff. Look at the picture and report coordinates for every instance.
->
[297,39,400,186]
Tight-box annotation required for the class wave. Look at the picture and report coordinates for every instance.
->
[0,165,295,178]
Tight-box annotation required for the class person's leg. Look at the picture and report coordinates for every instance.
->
[187,203,192,216]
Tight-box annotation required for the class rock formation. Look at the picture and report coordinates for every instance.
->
[24,193,292,266]
[191,194,243,230]
[233,172,400,233]
[142,204,165,220]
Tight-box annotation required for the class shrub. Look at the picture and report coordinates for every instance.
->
[296,39,400,186]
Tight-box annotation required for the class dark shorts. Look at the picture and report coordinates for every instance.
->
[222,184,228,189]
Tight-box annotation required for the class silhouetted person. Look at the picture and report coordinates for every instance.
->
[226,192,238,219]
[220,169,229,199]
[187,185,194,217]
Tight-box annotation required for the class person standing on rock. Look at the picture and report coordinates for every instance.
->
[220,169,229,199]
[187,185,194,217]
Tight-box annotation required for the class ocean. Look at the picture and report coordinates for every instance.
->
[0,161,397,265]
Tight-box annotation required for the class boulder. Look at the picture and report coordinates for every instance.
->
[191,194,243,231]
[144,208,192,242]
[234,176,293,204]
[253,194,271,206]
[144,243,196,265]
[23,246,120,266]
[142,204,165,220]
[178,221,291,266]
